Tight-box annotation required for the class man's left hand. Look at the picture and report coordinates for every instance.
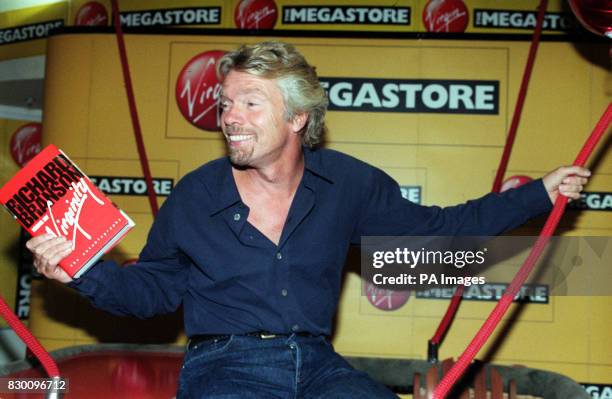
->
[542,166,591,204]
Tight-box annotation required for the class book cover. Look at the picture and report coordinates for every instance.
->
[0,144,135,278]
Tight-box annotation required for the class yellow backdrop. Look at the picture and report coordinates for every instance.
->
[4,31,604,389]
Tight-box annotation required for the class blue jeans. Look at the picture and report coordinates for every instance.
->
[177,334,398,398]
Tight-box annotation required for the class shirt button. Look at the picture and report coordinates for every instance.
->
[281,289,288,296]
[292,324,299,332]
[233,213,241,221]
[276,252,282,260]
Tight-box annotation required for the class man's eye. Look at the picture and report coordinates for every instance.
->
[247,102,258,107]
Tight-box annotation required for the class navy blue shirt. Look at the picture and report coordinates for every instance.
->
[70,148,552,337]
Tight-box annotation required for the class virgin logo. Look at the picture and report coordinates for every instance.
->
[175,50,226,132]
[74,1,109,26]
[45,178,105,249]
[501,175,533,192]
[10,123,41,167]
[235,0,278,30]
[365,282,410,311]
[423,0,469,33]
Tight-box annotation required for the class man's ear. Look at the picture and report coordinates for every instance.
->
[290,113,308,134]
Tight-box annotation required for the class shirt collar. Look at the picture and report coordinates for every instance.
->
[207,147,334,216]
[303,146,334,185]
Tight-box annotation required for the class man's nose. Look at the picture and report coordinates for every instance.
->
[221,103,244,126]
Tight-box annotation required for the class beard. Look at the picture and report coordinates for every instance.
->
[228,145,254,166]
[223,125,257,166]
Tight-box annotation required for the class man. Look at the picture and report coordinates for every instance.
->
[27,41,590,398]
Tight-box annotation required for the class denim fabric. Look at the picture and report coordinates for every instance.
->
[177,334,398,399]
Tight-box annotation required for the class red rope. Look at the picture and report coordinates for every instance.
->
[492,0,549,193]
[0,296,59,377]
[428,0,549,355]
[433,103,612,398]
[110,0,158,216]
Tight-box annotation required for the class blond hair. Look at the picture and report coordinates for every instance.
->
[217,41,328,147]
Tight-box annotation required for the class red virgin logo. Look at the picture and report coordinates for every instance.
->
[74,1,109,26]
[365,282,410,311]
[423,0,469,33]
[175,50,226,132]
[235,0,278,30]
[10,123,42,167]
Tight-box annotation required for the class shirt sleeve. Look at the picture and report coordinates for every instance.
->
[67,183,189,319]
[351,167,552,243]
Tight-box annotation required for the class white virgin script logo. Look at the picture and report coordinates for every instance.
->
[84,14,107,26]
[434,9,466,31]
[179,57,221,124]
[242,6,275,28]
[45,178,105,249]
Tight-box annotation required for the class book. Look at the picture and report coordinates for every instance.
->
[0,144,135,278]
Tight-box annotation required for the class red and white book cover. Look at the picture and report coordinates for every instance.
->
[0,144,135,278]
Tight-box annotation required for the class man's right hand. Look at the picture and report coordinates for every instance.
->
[26,234,74,284]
